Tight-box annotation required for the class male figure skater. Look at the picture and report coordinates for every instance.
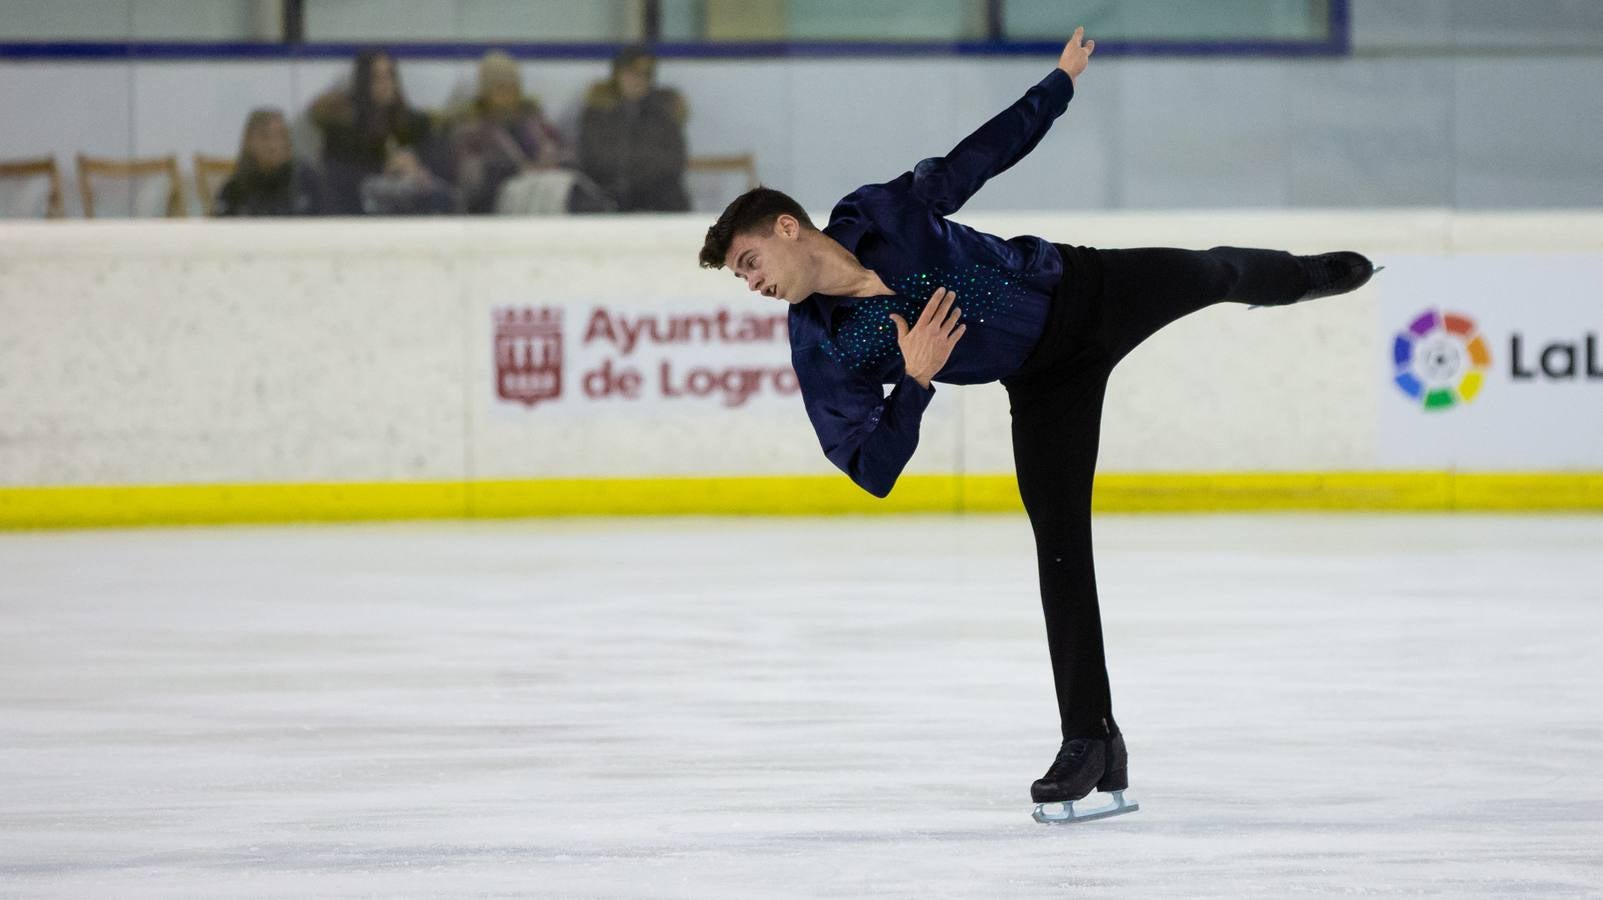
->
[698,28,1373,823]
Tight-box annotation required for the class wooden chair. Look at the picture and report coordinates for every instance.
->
[193,154,237,216]
[685,153,759,212]
[688,153,758,188]
[76,153,185,218]
[0,156,65,218]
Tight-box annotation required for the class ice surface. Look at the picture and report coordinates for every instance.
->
[2,514,1601,898]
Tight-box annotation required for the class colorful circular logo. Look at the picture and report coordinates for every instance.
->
[1392,309,1491,411]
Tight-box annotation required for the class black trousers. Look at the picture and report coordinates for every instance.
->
[1002,245,1309,740]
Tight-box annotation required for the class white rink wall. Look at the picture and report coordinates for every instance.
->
[2,211,1602,490]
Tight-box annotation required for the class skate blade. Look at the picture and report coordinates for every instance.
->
[1032,789,1140,825]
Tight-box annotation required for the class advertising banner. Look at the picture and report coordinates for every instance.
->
[489,301,797,417]
[1378,254,1603,468]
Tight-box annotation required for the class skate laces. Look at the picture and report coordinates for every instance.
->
[1046,739,1093,776]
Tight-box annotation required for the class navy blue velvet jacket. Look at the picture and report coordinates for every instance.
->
[787,67,1076,497]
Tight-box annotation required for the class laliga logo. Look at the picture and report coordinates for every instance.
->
[1392,309,1491,411]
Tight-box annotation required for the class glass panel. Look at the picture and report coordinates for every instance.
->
[131,0,280,41]
[304,0,641,42]
[1360,0,1603,51]
[0,0,135,40]
[701,0,783,41]
[456,0,641,42]
[680,0,986,42]
[1004,0,1330,43]
[304,0,456,41]
[786,0,984,41]
[1449,0,1603,50]
[0,0,279,41]
[659,0,703,41]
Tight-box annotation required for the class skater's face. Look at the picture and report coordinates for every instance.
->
[726,215,806,304]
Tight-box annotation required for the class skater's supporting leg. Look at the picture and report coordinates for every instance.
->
[1007,362,1115,740]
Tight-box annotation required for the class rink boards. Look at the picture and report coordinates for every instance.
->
[2,212,1600,526]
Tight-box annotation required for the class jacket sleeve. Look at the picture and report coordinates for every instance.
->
[793,348,936,499]
[908,67,1075,216]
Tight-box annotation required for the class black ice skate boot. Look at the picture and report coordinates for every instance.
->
[1097,730,1130,793]
[1031,726,1139,825]
[1030,737,1106,805]
[1294,251,1375,302]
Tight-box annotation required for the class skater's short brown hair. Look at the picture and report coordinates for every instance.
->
[699,187,815,270]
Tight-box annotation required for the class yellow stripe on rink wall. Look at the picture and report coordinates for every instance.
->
[0,481,471,529]
[2,472,1602,530]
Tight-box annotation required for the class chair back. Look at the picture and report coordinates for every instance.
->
[77,154,185,218]
[686,153,759,213]
[0,156,65,218]
[193,154,237,216]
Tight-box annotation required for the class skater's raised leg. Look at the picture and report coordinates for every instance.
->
[1094,246,1372,365]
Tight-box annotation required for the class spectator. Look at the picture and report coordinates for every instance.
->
[311,49,458,214]
[578,46,691,212]
[214,108,326,217]
[449,51,573,214]
[358,143,460,215]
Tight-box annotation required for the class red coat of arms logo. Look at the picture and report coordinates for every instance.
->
[494,307,563,406]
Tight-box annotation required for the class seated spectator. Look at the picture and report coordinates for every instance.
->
[357,144,460,215]
[578,46,691,212]
[310,49,458,214]
[449,51,571,213]
[214,108,326,216]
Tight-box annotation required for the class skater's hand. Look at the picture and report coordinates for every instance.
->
[888,287,966,389]
[1057,25,1095,83]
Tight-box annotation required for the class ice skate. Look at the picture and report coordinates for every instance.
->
[1251,253,1379,308]
[1030,732,1139,825]
[1295,251,1375,301]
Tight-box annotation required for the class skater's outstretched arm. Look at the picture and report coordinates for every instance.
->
[908,27,1094,216]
